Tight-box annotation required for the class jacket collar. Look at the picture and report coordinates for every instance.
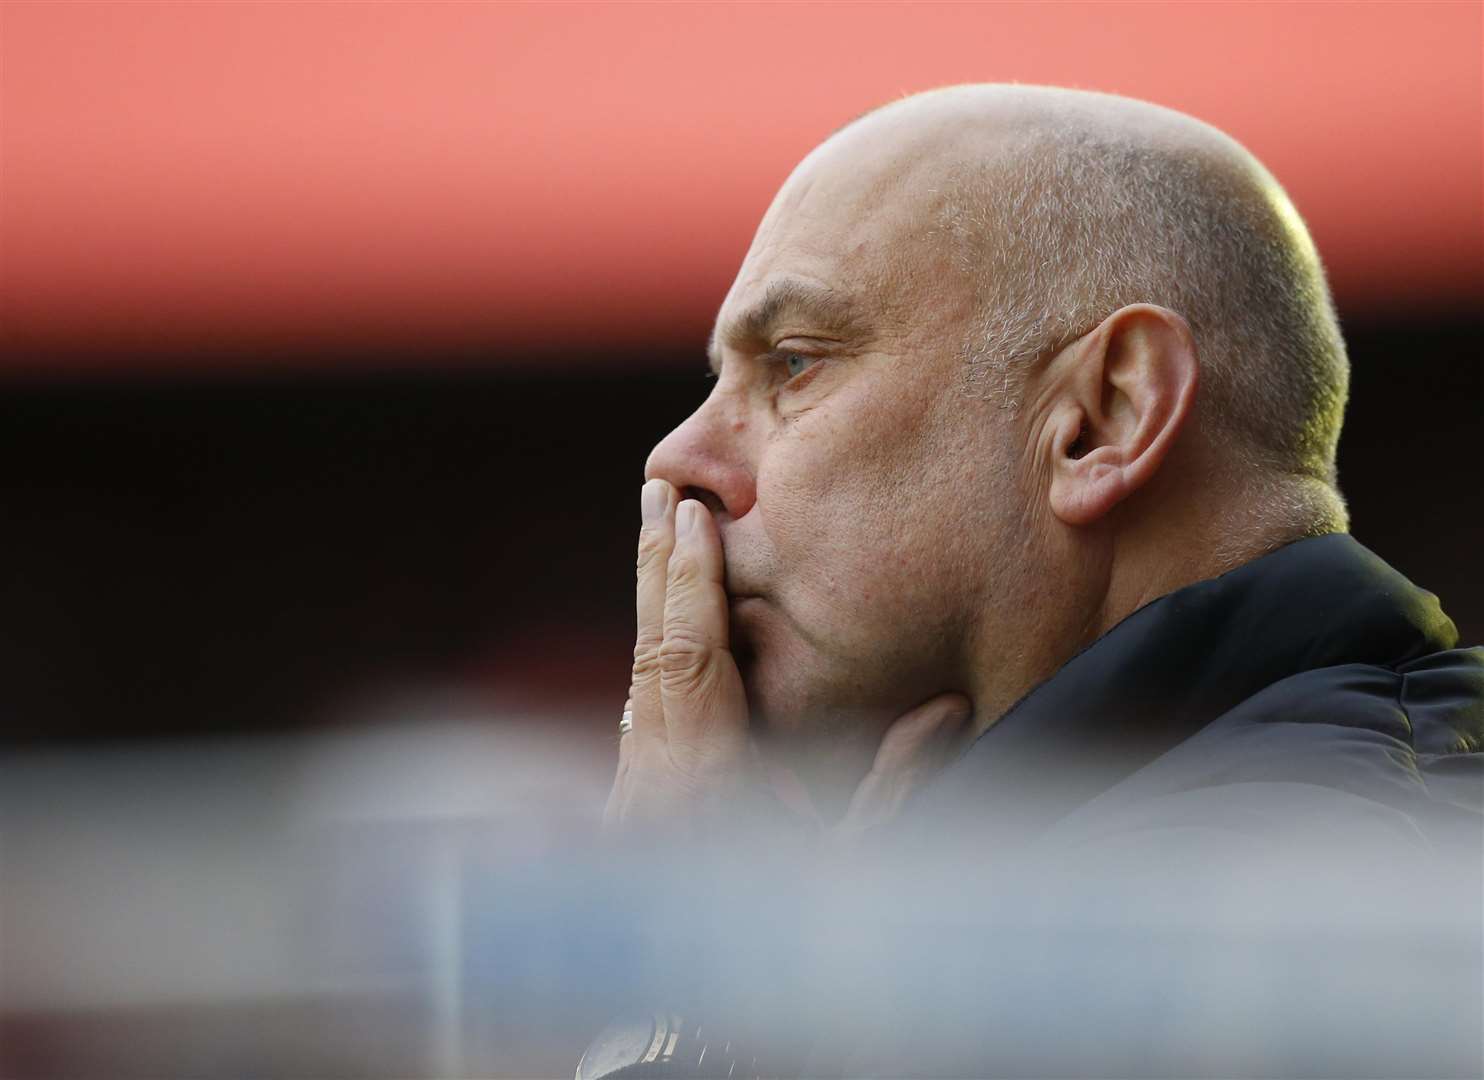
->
[905,533,1458,842]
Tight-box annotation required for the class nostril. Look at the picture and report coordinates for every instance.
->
[681,486,727,519]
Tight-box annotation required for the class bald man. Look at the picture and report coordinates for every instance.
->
[587,86,1481,1078]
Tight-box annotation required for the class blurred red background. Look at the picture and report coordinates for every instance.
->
[3,1,1481,372]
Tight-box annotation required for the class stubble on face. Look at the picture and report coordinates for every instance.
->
[702,104,1071,809]
[718,237,1014,776]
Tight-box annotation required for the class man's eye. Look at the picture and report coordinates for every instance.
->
[782,353,820,379]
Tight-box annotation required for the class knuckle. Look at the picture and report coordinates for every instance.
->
[657,627,713,692]
[658,625,709,669]
[631,631,664,680]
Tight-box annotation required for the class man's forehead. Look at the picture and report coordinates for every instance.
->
[707,276,864,373]
[702,104,1007,373]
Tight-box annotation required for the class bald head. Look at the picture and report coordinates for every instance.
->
[808,85,1350,529]
[644,85,1353,805]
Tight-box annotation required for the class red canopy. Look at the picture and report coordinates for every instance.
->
[2,2,1479,373]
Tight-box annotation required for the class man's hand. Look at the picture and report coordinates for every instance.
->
[604,478,972,843]
[604,478,751,831]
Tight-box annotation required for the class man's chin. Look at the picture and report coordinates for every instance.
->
[731,618,876,755]
[739,657,845,750]
[736,656,802,743]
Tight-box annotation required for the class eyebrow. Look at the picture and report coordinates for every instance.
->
[706,278,865,375]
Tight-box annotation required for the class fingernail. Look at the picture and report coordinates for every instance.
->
[675,500,696,539]
[641,480,666,525]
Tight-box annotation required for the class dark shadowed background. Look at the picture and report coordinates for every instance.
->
[0,317,1480,746]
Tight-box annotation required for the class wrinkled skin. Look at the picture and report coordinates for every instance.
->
[612,86,1221,828]
[628,106,1044,819]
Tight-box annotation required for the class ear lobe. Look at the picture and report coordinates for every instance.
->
[1046,305,1199,529]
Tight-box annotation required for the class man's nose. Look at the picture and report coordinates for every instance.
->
[643,391,757,521]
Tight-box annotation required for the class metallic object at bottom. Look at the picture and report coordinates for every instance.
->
[576,1012,769,1080]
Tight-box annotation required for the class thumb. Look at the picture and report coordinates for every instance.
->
[831,693,974,848]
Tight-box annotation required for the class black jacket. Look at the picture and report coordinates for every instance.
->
[909,531,1482,859]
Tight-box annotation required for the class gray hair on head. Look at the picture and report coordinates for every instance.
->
[886,86,1351,535]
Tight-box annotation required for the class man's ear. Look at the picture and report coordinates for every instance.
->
[1046,304,1199,527]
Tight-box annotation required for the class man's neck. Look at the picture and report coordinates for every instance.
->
[963,504,1286,746]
